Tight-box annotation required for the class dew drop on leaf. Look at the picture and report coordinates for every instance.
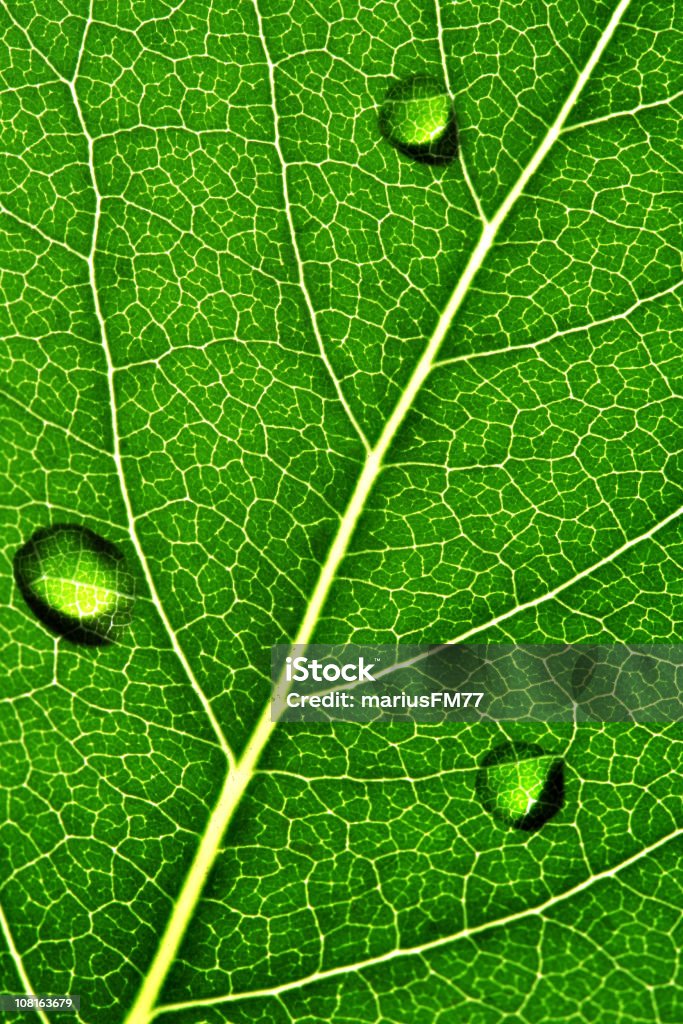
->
[476,741,564,831]
[378,75,457,164]
[13,524,135,646]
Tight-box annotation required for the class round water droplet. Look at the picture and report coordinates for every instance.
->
[476,741,564,831]
[13,524,135,645]
[378,75,457,164]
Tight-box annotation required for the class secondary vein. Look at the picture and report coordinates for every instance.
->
[155,826,683,1012]
[0,898,50,1024]
[68,4,234,767]
[250,0,370,452]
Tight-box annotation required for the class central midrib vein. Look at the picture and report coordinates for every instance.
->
[121,2,633,1020]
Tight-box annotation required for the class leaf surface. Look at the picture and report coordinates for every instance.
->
[0,1,681,1022]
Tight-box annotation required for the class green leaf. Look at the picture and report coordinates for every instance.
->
[1,1,681,1023]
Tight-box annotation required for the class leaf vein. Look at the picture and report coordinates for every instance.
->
[155,827,683,1012]
[67,3,234,766]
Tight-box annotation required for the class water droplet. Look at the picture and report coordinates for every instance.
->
[13,524,135,645]
[378,75,457,165]
[476,741,564,831]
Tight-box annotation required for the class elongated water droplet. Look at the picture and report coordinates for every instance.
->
[13,524,135,645]
[476,741,564,831]
[378,75,457,164]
